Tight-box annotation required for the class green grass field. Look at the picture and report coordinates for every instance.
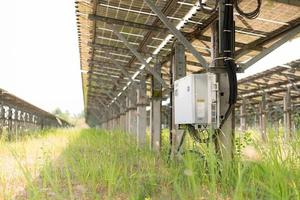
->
[0,128,299,199]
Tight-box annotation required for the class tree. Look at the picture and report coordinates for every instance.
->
[52,108,70,121]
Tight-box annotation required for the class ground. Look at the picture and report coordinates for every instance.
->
[0,128,299,200]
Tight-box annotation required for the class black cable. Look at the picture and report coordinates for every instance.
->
[234,0,261,19]
[187,125,217,144]
[199,0,218,14]
[219,0,238,129]
[168,54,174,159]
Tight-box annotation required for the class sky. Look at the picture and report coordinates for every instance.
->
[0,0,83,114]
[0,1,299,115]
[237,38,300,80]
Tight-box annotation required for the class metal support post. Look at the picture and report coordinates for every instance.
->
[240,98,246,132]
[150,60,162,151]
[125,96,130,133]
[115,104,120,130]
[107,109,111,130]
[112,106,116,130]
[127,89,137,135]
[0,105,3,137]
[259,93,268,142]
[113,104,120,130]
[136,75,147,146]
[212,11,235,159]
[170,41,186,157]
[284,87,292,139]
[119,96,126,132]
[8,108,13,141]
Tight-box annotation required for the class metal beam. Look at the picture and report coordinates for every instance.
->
[88,14,167,32]
[88,70,122,77]
[94,98,111,114]
[235,17,300,59]
[108,23,168,88]
[273,0,300,6]
[143,0,209,69]
[90,42,168,59]
[122,0,178,78]
[89,60,138,72]
[110,57,138,84]
[106,93,122,109]
[239,25,300,71]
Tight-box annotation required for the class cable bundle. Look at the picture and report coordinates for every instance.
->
[234,0,261,19]
[198,0,261,19]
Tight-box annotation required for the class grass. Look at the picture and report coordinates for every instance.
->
[0,128,299,199]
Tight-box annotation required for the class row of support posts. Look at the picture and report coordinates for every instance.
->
[101,75,148,147]
[0,104,68,140]
[97,62,164,150]
[238,86,295,141]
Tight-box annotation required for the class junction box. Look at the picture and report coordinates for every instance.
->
[174,73,219,128]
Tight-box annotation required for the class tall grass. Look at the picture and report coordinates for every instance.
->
[0,128,299,199]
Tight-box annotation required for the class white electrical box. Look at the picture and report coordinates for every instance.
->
[174,73,218,127]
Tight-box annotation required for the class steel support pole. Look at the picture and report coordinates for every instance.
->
[170,42,186,157]
[150,61,162,151]
[8,108,13,141]
[240,98,246,132]
[136,75,147,146]
[128,89,137,136]
[212,17,235,160]
[111,108,115,130]
[125,96,130,133]
[115,104,120,130]
[283,87,292,139]
[121,113,126,132]
[113,105,119,130]
[116,109,121,131]
[259,93,268,142]
[107,109,112,130]
[0,106,3,137]
[119,96,126,132]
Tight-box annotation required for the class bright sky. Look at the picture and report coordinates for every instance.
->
[0,1,299,114]
[237,38,300,79]
[0,0,83,114]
